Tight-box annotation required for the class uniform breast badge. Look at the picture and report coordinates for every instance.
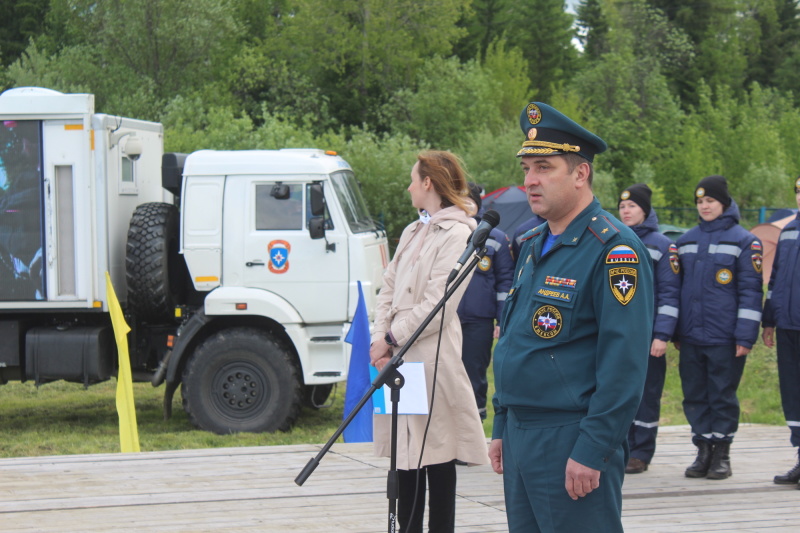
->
[532,305,562,339]
[716,268,733,284]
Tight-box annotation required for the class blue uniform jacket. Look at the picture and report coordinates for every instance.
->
[511,214,546,262]
[631,209,680,341]
[492,198,654,471]
[457,225,515,323]
[675,200,763,348]
[762,211,800,331]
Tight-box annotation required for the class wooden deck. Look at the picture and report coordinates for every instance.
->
[0,424,798,532]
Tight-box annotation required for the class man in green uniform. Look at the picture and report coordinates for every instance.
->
[489,102,654,532]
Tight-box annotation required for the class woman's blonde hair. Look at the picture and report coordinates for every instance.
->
[416,150,474,215]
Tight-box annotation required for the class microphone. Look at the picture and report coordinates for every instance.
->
[447,209,500,284]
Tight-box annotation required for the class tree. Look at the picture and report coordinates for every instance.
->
[454,0,514,61]
[745,0,800,97]
[576,0,610,61]
[260,0,470,127]
[504,0,578,102]
[0,0,49,67]
[25,0,242,110]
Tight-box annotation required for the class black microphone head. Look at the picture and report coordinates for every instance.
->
[482,209,501,229]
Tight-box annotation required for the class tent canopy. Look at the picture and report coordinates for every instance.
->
[750,213,796,284]
[481,186,534,236]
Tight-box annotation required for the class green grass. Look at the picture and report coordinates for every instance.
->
[0,380,348,458]
[0,339,783,458]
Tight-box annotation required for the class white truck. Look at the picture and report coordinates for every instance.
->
[0,87,388,434]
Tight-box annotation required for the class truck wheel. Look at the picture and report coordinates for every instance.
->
[181,328,302,434]
[126,202,186,323]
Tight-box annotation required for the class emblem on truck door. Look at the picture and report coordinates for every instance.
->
[268,240,291,274]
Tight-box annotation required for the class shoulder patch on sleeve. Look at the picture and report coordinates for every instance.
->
[609,265,638,305]
[588,215,621,244]
[605,244,639,264]
[669,243,680,274]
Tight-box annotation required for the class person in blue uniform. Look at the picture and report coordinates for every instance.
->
[511,214,546,263]
[489,102,654,533]
[675,175,763,480]
[618,183,681,474]
[762,176,800,487]
[457,183,515,420]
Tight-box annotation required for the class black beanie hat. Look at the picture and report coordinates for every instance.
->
[619,183,652,219]
[467,182,483,213]
[695,175,731,207]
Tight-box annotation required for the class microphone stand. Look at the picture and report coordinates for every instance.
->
[295,247,488,533]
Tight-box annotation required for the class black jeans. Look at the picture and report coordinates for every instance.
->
[397,461,457,532]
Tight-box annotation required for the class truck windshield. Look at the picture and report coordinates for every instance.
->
[329,170,378,233]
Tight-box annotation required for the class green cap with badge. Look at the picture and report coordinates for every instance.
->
[517,102,608,162]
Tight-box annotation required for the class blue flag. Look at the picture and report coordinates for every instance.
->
[343,281,374,443]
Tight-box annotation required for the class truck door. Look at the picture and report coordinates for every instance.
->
[222,175,349,324]
[41,120,91,301]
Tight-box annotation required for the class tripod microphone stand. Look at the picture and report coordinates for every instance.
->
[294,247,487,533]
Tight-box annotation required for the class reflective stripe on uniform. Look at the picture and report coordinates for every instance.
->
[780,230,799,242]
[657,305,679,318]
[648,248,663,262]
[738,308,762,322]
[708,243,742,257]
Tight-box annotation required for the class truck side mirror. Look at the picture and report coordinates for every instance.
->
[309,183,325,216]
[309,217,325,240]
[270,183,290,200]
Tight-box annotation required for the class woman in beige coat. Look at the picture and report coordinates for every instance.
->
[370,150,489,533]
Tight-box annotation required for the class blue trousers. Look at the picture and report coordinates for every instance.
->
[776,328,800,448]
[502,409,625,533]
[460,319,494,419]
[679,343,746,444]
[627,353,667,464]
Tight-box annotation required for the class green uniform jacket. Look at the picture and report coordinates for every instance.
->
[492,198,654,472]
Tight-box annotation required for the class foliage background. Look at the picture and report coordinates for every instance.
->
[0,0,794,452]
[2,0,800,245]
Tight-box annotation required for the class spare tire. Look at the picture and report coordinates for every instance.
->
[126,202,186,323]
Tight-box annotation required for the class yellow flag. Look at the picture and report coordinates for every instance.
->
[105,272,140,453]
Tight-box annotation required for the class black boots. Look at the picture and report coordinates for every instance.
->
[685,441,732,479]
[774,455,800,485]
[706,442,732,479]
[685,441,714,478]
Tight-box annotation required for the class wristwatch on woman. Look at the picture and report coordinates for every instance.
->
[384,331,398,347]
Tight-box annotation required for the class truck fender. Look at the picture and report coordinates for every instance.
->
[162,309,211,418]
[202,286,303,324]
[162,288,303,418]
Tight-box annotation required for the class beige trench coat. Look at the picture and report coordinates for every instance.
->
[371,206,490,470]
